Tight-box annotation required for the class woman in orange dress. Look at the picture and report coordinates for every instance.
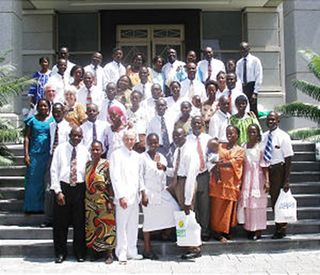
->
[209,125,245,242]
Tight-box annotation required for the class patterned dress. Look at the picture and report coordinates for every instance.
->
[28,70,51,105]
[85,159,116,252]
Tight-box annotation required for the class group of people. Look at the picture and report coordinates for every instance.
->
[23,42,294,264]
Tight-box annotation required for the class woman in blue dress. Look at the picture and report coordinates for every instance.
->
[28,57,51,107]
[23,99,54,213]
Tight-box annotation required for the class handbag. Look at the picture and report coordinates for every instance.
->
[274,188,297,223]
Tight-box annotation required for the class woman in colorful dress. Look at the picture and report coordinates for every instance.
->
[230,95,261,146]
[202,80,219,132]
[140,133,179,260]
[23,99,54,213]
[239,124,269,240]
[209,125,245,242]
[85,140,116,264]
[28,56,51,107]
[116,75,133,109]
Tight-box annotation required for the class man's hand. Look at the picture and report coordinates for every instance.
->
[283,182,290,192]
[56,192,65,206]
[184,204,191,215]
[119,197,128,209]
[141,192,148,207]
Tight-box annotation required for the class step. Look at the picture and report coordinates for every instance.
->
[0,166,26,176]
[291,194,320,207]
[267,206,320,220]
[292,152,316,161]
[0,176,24,187]
[289,171,320,182]
[14,156,25,166]
[292,142,315,152]
[291,161,320,172]
[0,213,45,226]
[290,182,320,194]
[0,199,23,212]
[0,187,24,200]
[5,144,24,156]
[0,233,320,257]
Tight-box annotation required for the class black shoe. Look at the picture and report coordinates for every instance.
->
[271,232,285,239]
[55,255,65,264]
[40,222,52,228]
[76,257,85,262]
[181,251,202,260]
[143,251,159,260]
[201,234,210,242]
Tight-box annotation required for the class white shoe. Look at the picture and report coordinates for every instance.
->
[128,254,143,260]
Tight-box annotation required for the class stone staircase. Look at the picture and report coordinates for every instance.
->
[0,142,319,258]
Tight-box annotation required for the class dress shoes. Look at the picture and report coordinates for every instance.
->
[55,255,65,264]
[271,232,286,239]
[201,234,211,242]
[181,250,202,260]
[40,222,52,228]
[143,251,159,260]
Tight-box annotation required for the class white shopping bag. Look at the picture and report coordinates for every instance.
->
[237,202,245,224]
[174,211,202,247]
[274,189,297,223]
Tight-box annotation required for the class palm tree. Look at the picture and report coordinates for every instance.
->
[0,51,35,165]
[276,49,320,142]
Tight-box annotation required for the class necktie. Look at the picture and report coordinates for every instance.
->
[52,124,59,153]
[108,100,113,110]
[172,147,181,185]
[197,137,206,171]
[92,122,97,141]
[263,131,273,163]
[189,80,195,98]
[142,84,145,98]
[243,58,247,85]
[161,116,170,151]
[69,147,77,186]
[93,66,97,86]
[207,60,212,81]
[86,89,92,105]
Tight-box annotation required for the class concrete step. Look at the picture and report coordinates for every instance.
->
[0,176,24,188]
[267,206,320,220]
[290,182,320,194]
[289,171,320,182]
[290,194,320,207]
[292,152,316,161]
[0,166,26,176]
[0,199,24,212]
[6,144,24,156]
[0,233,319,257]
[0,187,24,200]
[0,213,45,226]
[292,161,320,171]
[292,142,315,152]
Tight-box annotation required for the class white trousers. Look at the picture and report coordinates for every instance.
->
[115,202,139,261]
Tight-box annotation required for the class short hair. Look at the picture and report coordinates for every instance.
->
[112,47,123,54]
[170,80,181,88]
[147,133,159,142]
[247,123,262,142]
[205,80,219,90]
[216,70,226,79]
[227,124,240,136]
[44,83,56,92]
[152,55,164,65]
[39,56,50,64]
[91,140,103,149]
[235,95,248,105]
[37,98,51,111]
[70,65,84,78]
[53,102,64,110]
[123,128,136,138]
[64,85,77,95]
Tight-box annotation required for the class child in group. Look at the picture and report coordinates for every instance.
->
[206,138,220,183]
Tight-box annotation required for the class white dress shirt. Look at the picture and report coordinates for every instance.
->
[261,127,294,166]
[127,107,148,136]
[47,72,70,103]
[76,85,103,110]
[180,78,207,102]
[215,87,229,101]
[166,142,199,205]
[104,126,127,159]
[140,98,157,123]
[80,119,109,152]
[151,69,165,92]
[147,114,175,145]
[208,109,231,142]
[103,60,126,84]
[49,119,71,155]
[84,64,106,92]
[236,53,263,94]
[132,82,153,100]
[166,96,188,123]
[98,98,127,122]
[50,142,90,194]
[186,132,212,173]
[51,60,76,79]
[197,58,226,82]
[110,146,145,205]
[162,60,185,87]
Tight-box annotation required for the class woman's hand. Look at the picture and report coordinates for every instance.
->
[264,182,270,193]
[24,154,30,167]
[141,192,148,207]
[106,202,114,211]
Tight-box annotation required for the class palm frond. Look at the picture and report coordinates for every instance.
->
[0,145,14,166]
[298,49,320,80]
[293,80,320,101]
[276,102,320,123]
[288,128,320,141]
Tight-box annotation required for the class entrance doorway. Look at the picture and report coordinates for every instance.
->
[116,24,185,66]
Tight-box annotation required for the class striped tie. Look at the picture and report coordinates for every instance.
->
[69,147,77,186]
[264,131,273,162]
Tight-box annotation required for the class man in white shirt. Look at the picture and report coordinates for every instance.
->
[132,66,153,100]
[81,103,108,153]
[166,127,201,259]
[208,95,231,143]
[41,103,71,228]
[180,62,207,102]
[99,82,126,122]
[141,83,164,123]
[226,72,249,115]
[186,116,212,241]
[197,46,226,83]
[162,48,185,94]
[109,129,145,264]
[51,47,76,77]
[50,127,90,263]
[261,111,294,239]
[47,59,69,103]
[84,52,106,92]
[236,41,263,117]
[104,47,126,85]
[77,72,103,110]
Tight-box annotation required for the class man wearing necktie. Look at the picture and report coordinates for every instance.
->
[236,41,263,117]
[50,127,90,263]
[261,112,294,239]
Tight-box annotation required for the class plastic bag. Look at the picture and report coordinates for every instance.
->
[174,210,202,247]
[274,189,297,223]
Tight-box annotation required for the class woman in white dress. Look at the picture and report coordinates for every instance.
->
[140,133,179,260]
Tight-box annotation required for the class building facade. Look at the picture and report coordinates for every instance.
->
[0,0,319,130]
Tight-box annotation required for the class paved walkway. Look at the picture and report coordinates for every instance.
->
[1,250,320,274]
